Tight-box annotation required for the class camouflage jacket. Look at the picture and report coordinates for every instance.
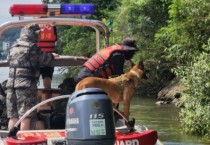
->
[6,41,54,88]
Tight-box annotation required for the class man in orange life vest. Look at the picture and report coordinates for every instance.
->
[37,24,57,90]
[77,38,139,82]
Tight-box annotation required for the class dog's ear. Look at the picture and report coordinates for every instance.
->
[138,60,148,80]
[129,60,135,67]
[138,59,144,70]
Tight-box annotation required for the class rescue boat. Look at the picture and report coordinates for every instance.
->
[1,88,161,145]
[0,3,163,145]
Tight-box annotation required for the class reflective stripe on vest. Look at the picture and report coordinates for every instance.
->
[37,42,56,52]
[83,44,123,71]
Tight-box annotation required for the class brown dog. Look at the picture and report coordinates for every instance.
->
[75,60,145,120]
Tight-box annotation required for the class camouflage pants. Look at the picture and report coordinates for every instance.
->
[6,84,38,119]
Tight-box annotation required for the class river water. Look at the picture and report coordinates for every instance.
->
[0,67,209,145]
[130,97,209,145]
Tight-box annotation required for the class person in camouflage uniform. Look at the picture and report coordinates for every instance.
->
[6,23,58,130]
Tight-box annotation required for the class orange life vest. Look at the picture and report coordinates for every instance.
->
[37,24,57,52]
[83,44,124,78]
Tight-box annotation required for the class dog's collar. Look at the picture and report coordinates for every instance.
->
[130,70,140,78]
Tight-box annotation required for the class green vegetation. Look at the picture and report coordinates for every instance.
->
[57,0,210,139]
[50,0,210,139]
[177,51,210,138]
[155,0,210,139]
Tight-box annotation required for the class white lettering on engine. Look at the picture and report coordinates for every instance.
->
[66,118,79,124]
[115,139,139,145]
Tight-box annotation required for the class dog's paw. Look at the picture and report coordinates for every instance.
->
[126,118,135,132]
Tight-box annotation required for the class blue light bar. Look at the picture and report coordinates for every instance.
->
[61,4,95,15]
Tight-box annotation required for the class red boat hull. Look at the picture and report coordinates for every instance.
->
[3,129,158,145]
[115,130,157,145]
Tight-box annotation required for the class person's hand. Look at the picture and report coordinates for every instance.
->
[52,53,59,58]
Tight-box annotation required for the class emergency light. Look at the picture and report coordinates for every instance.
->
[9,4,95,17]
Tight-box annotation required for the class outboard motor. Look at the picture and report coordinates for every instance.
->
[65,88,115,145]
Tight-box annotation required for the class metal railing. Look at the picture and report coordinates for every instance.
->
[0,18,110,67]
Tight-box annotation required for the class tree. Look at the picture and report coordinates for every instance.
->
[155,0,210,137]
[56,0,120,57]
[155,0,210,64]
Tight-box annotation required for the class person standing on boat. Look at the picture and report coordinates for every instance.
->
[77,37,139,82]
[6,23,59,131]
[38,24,57,91]
[77,38,139,123]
